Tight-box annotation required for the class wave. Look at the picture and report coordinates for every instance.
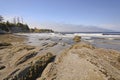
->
[74,33,103,37]
[16,33,120,40]
[73,33,120,38]
[49,33,120,40]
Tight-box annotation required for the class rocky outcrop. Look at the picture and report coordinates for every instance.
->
[73,35,81,42]
[0,34,56,80]
[0,34,72,80]
[37,42,120,80]
[4,52,55,80]
[1,34,120,80]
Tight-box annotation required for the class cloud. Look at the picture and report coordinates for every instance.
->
[99,24,120,31]
[29,22,114,32]
[3,15,119,32]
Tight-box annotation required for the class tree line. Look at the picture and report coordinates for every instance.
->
[0,15,30,33]
[30,27,54,33]
[0,15,54,33]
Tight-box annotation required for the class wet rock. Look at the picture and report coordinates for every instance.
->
[45,38,50,40]
[59,38,62,41]
[39,38,44,40]
[42,42,48,46]
[47,42,57,47]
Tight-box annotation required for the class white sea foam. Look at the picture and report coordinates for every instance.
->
[74,33,103,37]
[73,33,120,38]
[16,33,120,40]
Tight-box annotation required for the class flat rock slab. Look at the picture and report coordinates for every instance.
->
[56,53,106,80]
[38,43,120,80]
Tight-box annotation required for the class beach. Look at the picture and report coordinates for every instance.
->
[0,33,120,80]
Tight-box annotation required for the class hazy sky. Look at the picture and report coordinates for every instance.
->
[0,0,120,31]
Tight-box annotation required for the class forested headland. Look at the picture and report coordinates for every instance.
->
[0,15,30,33]
[0,15,54,34]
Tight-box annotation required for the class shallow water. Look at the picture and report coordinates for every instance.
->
[17,33,74,46]
[16,33,120,51]
[83,37,120,51]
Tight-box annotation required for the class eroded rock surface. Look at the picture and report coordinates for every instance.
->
[1,34,120,80]
[0,34,56,80]
[4,52,55,80]
[38,42,120,80]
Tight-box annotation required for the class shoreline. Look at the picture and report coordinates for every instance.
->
[0,34,120,80]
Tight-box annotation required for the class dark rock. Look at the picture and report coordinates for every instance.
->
[9,69,20,76]
[42,42,48,46]
[16,51,38,66]
[45,38,50,40]
[39,38,44,40]
[0,42,12,46]
[108,77,116,80]
[59,38,62,40]
[46,42,57,47]
[4,52,55,80]
[117,55,120,62]
[0,65,5,70]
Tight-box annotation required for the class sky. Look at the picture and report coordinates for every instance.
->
[0,0,120,32]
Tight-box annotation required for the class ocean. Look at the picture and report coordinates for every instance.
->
[60,32,120,51]
[17,32,120,51]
